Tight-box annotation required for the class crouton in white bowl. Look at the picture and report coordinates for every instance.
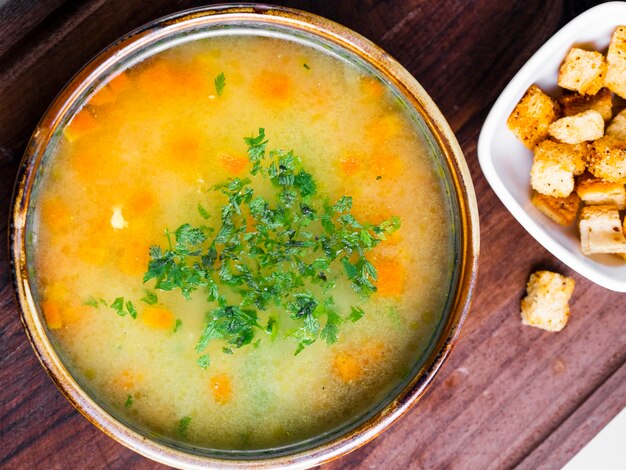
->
[478,2,626,292]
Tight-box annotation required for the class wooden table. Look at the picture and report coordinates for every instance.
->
[1,1,624,468]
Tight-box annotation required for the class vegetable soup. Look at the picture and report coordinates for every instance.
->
[29,33,455,450]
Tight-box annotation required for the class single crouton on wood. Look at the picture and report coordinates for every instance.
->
[521,271,575,332]
[548,110,605,144]
[575,173,626,209]
[507,85,561,149]
[586,136,626,183]
[531,191,581,226]
[558,48,607,95]
[607,109,626,140]
[579,205,626,255]
[605,26,626,99]
[530,140,588,197]
[559,88,613,121]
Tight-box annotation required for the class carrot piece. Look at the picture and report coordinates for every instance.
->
[252,71,292,103]
[218,152,248,175]
[127,189,156,217]
[333,342,387,383]
[135,62,173,96]
[113,370,144,391]
[210,374,232,404]
[360,77,386,99]
[373,256,406,296]
[41,300,63,329]
[333,351,362,382]
[89,72,130,106]
[39,196,73,236]
[369,152,403,180]
[64,109,97,142]
[367,114,403,142]
[89,86,115,106]
[338,153,360,175]
[107,72,130,95]
[118,238,150,276]
[142,306,175,330]
[165,133,203,173]
[76,241,108,266]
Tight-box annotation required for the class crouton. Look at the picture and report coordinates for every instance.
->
[606,109,626,140]
[532,191,581,226]
[605,26,626,99]
[578,205,626,255]
[521,271,574,332]
[586,136,626,183]
[559,88,613,121]
[548,110,605,144]
[558,48,607,95]
[575,173,626,209]
[507,85,561,149]
[530,140,587,197]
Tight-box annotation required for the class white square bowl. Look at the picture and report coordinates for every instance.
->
[477,1,626,292]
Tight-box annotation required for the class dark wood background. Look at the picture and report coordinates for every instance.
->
[1,1,624,468]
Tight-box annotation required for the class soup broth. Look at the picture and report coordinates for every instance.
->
[30,33,454,450]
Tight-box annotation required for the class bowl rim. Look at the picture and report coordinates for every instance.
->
[10,3,480,468]
[477,1,626,293]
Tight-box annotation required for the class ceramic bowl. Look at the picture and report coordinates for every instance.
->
[11,4,479,468]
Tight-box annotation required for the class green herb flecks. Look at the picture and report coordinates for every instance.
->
[125,394,133,408]
[140,290,158,305]
[173,318,182,333]
[143,128,400,357]
[214,72,226,96]
[84,297,107,308]
[197,354,211,369]
[303,63,311,70]
[110,297,137,319]
[177,416,192,437]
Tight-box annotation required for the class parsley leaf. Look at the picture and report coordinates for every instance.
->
[214,72,225,96]
[124,394,133,408]
[140,290,158,305]
[197,354,211,369]
[177,416,192,437]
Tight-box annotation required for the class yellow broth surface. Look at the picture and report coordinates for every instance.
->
[31,35,454,449]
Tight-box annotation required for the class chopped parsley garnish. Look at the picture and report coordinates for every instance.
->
[140,290,158,305]
[214,72,226,96]
[303,63,311,70]
[141,128,400,359]
[177,416,192,437]
[173,318,182,332]
[124,394,133,408]
[83,297,107,308]
[349,306,365,322]
[110,297,137,319]
[197,354,211,369]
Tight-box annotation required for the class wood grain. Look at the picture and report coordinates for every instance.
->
[1,1,624,469]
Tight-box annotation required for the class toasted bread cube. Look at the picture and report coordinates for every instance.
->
[575,173,626,209]
[532,191,581,226]
[606,109,626,140]
[507,85,561,148]
[579,205,626,255]
[548,110,604,144]
[559,88,613,121]
[521,271,574,332]
[605,26,626,99]
[530,140,587,196]
[587,136,626,183]
[558,48,607,95]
